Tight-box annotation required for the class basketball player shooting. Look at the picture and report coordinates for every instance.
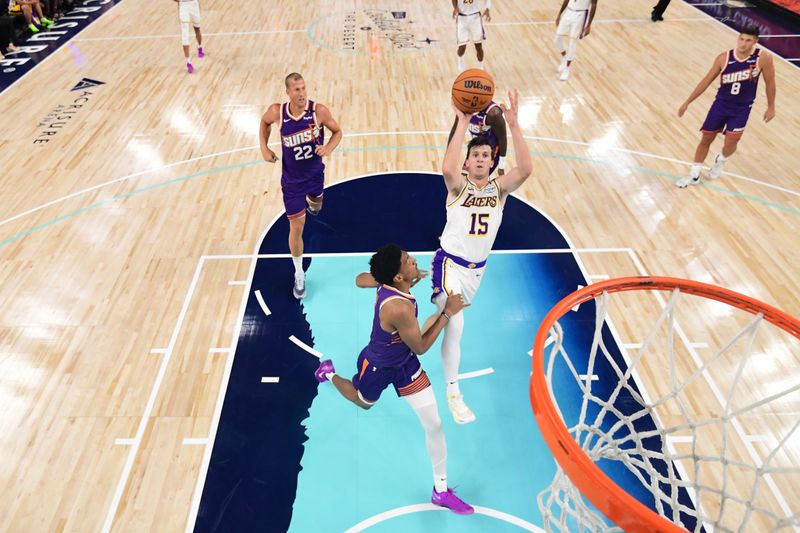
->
[431,89,533,424]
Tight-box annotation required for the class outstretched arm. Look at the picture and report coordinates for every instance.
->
[678,53,725,117]
[443,106,472,194]
[495,90,533,196]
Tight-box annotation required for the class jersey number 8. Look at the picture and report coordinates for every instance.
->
[730,82,741,95]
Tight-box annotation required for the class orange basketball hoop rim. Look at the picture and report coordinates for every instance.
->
[529,276,800,533]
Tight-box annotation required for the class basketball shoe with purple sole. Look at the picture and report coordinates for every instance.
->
[315,359,335,382]
[431,487,474,515]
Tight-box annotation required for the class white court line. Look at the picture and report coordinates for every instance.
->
[667,435,696,444]
[488,17,708,26]
[254,290,271,317]
[201,248,636,261]
[458,368,494,380]
[579,374,600,381]
[344,503,544,533]
[761,34,800,38]
[261,377,280,384]
[150,348,167,354]
[183,438,208,446]
[102,258,206,533]
[745,434,772,442]
[73,29,305,42]
[114,438,135,446]
[209,348,231,354]
[228,280,247,286]
[289,335,322,359]
[5,130,797,233]
[186,246,262,531]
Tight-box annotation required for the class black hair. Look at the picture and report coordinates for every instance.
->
[741,25,759,39]
[467,135,493,154]
[369,244,403,286]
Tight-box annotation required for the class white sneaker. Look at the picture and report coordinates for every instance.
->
[559,67,570,81]
[558,57,567,72]
[447,394,476,424]
[708,154,725,180]
[676,175,701,188]
[293,276,306,299]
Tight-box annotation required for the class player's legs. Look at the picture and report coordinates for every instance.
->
[677,132,717,188]
[475,42,484,69]
[189,1,204,57]
[405,387,447,492]
[283,184,308,297]
[306,192,323,216]
[179,3,193,72]
[709,106,750,179]
[315,356,376,409]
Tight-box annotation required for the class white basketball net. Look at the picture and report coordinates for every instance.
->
[537,287,800,532]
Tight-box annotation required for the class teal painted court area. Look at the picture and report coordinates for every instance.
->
[290,252,573,532]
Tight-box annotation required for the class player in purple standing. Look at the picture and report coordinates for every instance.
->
[314,244,474,515]
[676,26,776,188]
[448,100,508,176]
[259,73,343,298]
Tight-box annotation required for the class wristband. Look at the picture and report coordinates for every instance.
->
[441,311,451,321]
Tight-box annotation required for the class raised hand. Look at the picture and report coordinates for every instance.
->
[500,89,520,128]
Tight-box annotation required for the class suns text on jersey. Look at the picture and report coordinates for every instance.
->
[282,125,321,148]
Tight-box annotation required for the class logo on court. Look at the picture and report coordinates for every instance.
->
[310,9,437,54]
[33,77,106,144]
[71,78,105,91]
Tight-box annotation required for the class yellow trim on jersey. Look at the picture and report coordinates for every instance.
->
[446,181,470,208]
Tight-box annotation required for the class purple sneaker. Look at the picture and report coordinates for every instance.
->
[431,487,474,515]
[198,47,205,58]
[315,359,335,383]
[186,62,194,74]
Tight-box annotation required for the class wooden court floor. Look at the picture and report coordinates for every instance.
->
[0,0,798,530]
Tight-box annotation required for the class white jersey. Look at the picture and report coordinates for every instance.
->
[455,0,491,16]
[566,0,591,10]
[439,178,503,264]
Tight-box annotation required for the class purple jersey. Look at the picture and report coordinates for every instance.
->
[468,101,500,149]
[715,48,761,105]
[279,100,325,182]
[363,284,418,367]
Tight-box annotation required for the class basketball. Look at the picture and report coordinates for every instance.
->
[451,69,495,114]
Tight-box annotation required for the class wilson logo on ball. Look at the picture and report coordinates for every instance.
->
[463,80,493,91]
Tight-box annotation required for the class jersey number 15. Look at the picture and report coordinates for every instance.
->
[469,213,489,235]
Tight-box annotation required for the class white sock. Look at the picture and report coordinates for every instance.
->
[405,388,447,494]
[690,163,702,178]
[457,56,465,71]
[446,381,461,398]
[478,60,484,70]
[325,372,335,382]
[715,153,727,163]
[292,256,303,278]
